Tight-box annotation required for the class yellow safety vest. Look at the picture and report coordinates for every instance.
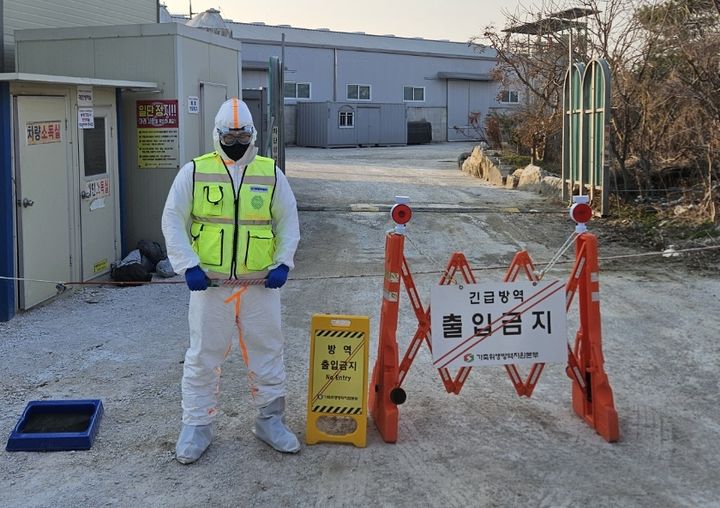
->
[190,152,277,279]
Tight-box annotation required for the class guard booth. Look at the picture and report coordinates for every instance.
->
[0,75,157,318]
[0,23,243,321]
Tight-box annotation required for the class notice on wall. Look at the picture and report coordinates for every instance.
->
[77,86,93,107]
[84,177,110,200]
[78,108,95,129]
[136,99,179,169]
[26,121,62,145]
[430,280,567,369]
[187,96,199,114]
[93,258,108,273]
[271,125,279,160]
[89,198,106,211]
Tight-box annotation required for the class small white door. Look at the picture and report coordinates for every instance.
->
[201,82,227,152]
[78,107,119,280]
[15,96,72,309]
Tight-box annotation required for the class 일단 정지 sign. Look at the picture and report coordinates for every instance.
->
[136,99,179,169]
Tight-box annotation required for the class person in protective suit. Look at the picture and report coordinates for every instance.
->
[161,98,301,464]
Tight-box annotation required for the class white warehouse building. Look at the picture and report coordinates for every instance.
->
[168,7,518,144]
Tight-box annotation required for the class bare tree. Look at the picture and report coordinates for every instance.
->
[477,0,719,221]
[476,1,571,162]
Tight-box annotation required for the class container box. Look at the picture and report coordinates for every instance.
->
[6,399,103,452]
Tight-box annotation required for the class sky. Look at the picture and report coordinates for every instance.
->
[162,0,528,43]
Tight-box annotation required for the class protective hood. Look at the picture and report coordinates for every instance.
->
[213,97,258,165]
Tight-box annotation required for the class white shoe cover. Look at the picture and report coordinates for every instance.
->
[175,423,214,464]
[252,398,300,453]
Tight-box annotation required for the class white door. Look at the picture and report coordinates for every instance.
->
[15,96,71,309]
[201,82,227,152]
[78,106,119,280]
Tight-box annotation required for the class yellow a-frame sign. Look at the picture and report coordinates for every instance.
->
[306,314,369,447]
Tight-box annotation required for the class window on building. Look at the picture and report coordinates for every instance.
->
[499,90,519,104]
[403,86,425,102]
[339,106,355,128]
[347,84,371,101]
[284,82,311,99]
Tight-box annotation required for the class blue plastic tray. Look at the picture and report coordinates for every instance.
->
[6,399,103,452]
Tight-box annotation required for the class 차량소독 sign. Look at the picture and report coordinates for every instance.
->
[430,280,567,370]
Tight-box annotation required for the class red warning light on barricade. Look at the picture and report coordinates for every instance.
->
[391,204,412,225]
[570,203,593,224]
[570,196,592,225]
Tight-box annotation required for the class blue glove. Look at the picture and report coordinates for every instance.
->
[265,264,289,289]
[185,265,208,291]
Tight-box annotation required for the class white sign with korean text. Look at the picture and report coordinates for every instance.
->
[26,121,62,145]
[430,280,567,369]
[187,96,199,114]
[78,107,94,129]
[77,86,93,107]
[84,177,110,199]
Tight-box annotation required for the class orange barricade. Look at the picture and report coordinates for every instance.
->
[369,199,619,443]
[368,230,404,443]
[565,233,619,442]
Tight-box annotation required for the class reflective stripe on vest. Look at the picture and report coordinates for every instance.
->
[191,152,276,277]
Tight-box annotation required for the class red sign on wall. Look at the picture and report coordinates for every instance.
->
[136,100,179,128]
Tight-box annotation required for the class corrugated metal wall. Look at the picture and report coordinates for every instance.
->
[376,103,406,145]
[296,102,328,147]
[3,0,157,71]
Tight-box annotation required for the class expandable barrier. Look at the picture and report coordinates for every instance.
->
[369,197,619,443]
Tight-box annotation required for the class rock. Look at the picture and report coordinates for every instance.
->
[517,165,547,192]
[486,163,513,186]
[461,147,514,186]
[506,170,521,189]
[460,146,486,178]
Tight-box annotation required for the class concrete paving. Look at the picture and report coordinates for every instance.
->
[1,142,718,507]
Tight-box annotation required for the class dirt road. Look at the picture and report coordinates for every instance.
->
[1,143,718,507]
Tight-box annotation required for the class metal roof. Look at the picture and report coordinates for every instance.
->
[550,8,598,20]
[233,22,493,58]
[503,18,587,35]
[0,72,159,90]
[169,12,495,60]
[436,72,493,81]
[503,7,598,35]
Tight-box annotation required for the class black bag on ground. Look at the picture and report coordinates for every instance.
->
[137,239,166,266]
[110,249,152,285]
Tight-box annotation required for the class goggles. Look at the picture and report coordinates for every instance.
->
[217,125,255,146]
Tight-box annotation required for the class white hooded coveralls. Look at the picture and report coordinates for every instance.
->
[162,99,300,425]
